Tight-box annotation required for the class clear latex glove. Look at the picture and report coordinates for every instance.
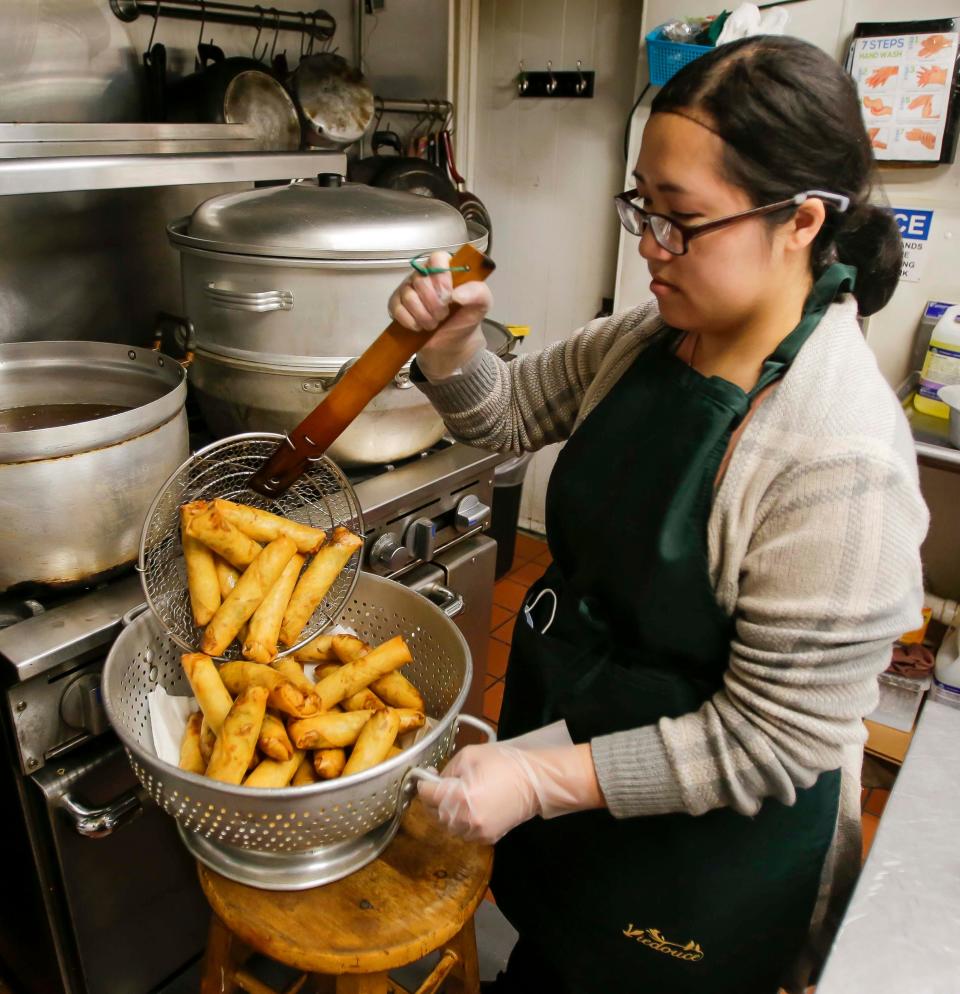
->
[387,250,493,382]
[417,731,605,845]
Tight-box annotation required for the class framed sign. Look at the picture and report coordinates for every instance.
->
[847,18,960,164]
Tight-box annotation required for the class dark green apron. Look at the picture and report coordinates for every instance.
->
[491,265,855,994]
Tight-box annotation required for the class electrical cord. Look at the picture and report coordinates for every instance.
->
[623,82,651,163]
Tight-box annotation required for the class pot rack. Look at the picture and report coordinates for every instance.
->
[109,0,336,43]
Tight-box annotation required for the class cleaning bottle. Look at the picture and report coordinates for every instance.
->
[934,626,960,693]
[914,304,960,418]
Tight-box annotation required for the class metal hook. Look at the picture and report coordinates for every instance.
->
[252,5,268,61]
[269,7,280,61]
[299,12,308,59]
[576,59,587,95]
[517,60,528,95]
[147,0,163,52]
[546,60,557,95]
[196,0,206,51]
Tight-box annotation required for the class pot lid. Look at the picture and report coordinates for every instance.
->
[181,177,472,260]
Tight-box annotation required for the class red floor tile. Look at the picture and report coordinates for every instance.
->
[489,604,513,632]
[864,788,889,818]
[492,615,517,645]
[515,532,547,559]
[493,578,527,612]
[484,680,505,724]
[860,787,870,811]
[508,561,547,587]
[509,551,530,571]
[486,638,510,679]
[861,813,879,862]
[533,549,553,567]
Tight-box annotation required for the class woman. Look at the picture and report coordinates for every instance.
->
[391,37,927,994]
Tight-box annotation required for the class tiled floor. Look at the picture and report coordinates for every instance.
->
[483,530,892,863]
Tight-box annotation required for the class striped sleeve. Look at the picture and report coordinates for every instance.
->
[415,304,658,454]
[592,444,928,818]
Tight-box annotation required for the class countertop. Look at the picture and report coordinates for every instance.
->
[816,699,960,993]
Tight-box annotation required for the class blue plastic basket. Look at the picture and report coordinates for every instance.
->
[646,27,712,86]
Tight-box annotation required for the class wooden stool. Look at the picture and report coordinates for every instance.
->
[199,799,493,994]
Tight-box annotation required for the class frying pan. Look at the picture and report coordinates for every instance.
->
[350,130,459,206]
[166,43,300,151]
[442,130,493,250]
[289,51,375,149]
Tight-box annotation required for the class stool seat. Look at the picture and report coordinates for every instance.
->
[199,799,493,978]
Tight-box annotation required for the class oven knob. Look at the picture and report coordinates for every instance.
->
[405,518,438,561]
[455,494,492,533]
[60,674,108,736]
[370,533,414,574]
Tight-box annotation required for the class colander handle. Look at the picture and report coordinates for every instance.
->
[401,713,499,795]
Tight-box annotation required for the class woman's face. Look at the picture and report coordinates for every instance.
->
[634,112,791,335]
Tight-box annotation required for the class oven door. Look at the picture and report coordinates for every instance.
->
[29,736,209,994]
[401,533,497,741]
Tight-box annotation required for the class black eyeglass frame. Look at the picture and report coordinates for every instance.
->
[614,189,851,256]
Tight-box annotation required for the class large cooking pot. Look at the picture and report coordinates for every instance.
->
[0,342,188,594]
[187,318,518,467]
[168,175,490,466]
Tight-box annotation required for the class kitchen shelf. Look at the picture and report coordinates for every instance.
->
[0,149,347,196]
[900,373,960,472]
[0,122,262,158]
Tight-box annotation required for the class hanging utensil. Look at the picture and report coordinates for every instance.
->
[442,130,493,251]
[289,51,375,149]
[138,243,495,658]
[142,2,166,122]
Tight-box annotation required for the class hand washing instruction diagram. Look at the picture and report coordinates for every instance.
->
[851,29,958,161]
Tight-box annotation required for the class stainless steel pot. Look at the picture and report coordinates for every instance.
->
[185,318,518,467]
[168,178,489,465]
[188,349,444,466]
[0,342,188,593]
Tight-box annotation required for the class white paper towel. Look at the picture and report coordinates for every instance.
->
[148,686,198,765]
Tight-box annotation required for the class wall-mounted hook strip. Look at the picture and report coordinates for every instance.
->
[516,63,595,99]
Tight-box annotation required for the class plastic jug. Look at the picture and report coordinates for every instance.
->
[934,626,960,693]
[914,304,960,418]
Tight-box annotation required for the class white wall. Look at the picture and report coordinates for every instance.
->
[473,0,646,533]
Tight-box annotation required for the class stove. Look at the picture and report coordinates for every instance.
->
[0,437,503,994]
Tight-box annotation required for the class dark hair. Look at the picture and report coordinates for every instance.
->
[651,36,902,316]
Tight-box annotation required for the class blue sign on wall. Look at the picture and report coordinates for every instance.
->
[892,208,933,241]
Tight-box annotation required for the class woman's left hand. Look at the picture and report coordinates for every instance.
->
[417,724,606,845]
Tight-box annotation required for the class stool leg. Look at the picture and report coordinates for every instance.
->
[201,913,250,994]
[334,973,392,994]
[442,919,481,994]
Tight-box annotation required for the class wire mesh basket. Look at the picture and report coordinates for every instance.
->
[103,570,493,889]
[138,433,363,661]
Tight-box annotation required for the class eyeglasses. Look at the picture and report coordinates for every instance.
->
[614,189,851,256]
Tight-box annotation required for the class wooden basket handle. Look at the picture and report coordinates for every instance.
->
[248,243,495,497]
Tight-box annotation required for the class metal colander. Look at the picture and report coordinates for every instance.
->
[137,433,363,660]
[103,571,493,890]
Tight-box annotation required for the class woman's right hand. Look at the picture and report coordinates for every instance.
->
[388,250,493,381]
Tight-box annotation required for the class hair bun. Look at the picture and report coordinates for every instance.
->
[834,204,902,316]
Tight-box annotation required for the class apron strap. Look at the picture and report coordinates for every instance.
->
[750,263,857,398]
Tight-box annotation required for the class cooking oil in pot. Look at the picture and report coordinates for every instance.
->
[0,403,130,433]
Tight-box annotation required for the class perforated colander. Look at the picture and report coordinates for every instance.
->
[102,570,494,889]
[137,433,363,660]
